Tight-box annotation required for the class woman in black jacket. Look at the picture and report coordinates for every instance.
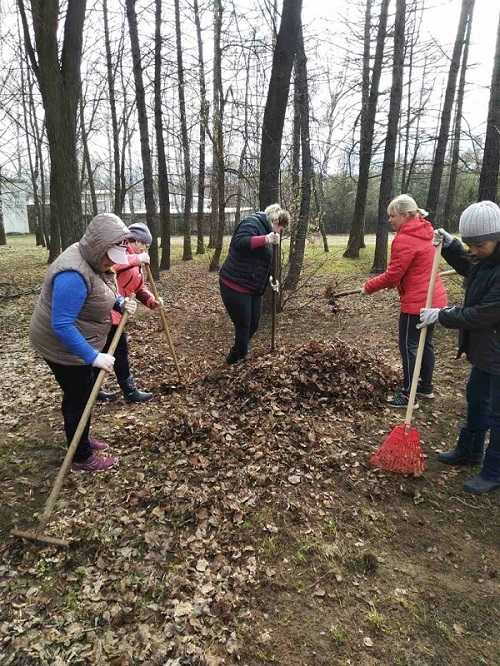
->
[419,201,500,494]
[219,203,290,364]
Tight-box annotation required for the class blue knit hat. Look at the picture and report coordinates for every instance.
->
[128,222,153,246]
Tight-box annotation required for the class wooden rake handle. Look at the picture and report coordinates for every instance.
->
[404,240,443,427]
[41,310,130,524]
[144,264,182,383]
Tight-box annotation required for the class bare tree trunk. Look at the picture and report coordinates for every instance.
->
[126,0,159,277]
[259,0,302,209]
[209,0,225,272]
[194,0,207,255]
[18,0,86,254]
[0,171,5,246]
[478,11,500,202]
[284,24,311,291]
[103,0,123,214]
[79,98,98,217]
[19,31,43,246]
[127,129,136,222]
[155,0,171,271]
[425,0,475,219]
[289,68,300,259]
[174,0,193,261]
[208,176,217,249]
[372,0,406,273]
[443,11,473,228]
[343,0,389,259]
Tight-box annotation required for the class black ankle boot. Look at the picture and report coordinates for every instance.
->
[97,389,118,402]
[226,348,245,365]
[121,376,153,403]
[438,428,485,466]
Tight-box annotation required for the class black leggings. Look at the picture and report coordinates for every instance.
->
[398,313,435,394]
[219,280,262,359]
[45,360,94,462]
[100,324,130,387]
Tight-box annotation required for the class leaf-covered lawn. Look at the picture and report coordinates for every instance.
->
[0,236,498,665]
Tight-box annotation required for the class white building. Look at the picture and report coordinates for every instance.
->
[1,180,29,234]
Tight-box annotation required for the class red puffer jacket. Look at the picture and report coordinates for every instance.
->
[111,247,156,325]
[364,216,448,314]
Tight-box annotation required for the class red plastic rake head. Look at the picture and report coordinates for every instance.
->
[370,424,426,476]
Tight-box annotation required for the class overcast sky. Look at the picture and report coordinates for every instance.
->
[303,0,499,132]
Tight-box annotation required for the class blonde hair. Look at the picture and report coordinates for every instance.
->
[388,194,428,218]
[265,203,290,228]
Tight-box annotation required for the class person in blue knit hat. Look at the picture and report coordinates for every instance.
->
[419,201,500,494]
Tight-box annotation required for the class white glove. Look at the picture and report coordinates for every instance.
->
[124,297,137,315]
[417,307,441,329]
[434,228,454,248]
[92,352,115,373]
[360,285,367,295]
[137,252,150,264]
[265,232,280,245]
[148,296,164,309]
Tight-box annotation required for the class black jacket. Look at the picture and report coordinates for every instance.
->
[439,239,500,374]
[219,212,272,294]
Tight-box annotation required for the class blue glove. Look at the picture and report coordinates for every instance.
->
[417,308,441,329]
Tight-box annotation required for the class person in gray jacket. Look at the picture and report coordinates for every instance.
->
[30,213,137,472]
[419,201,500,494]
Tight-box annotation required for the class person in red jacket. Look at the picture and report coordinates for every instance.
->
[97,222,162,403]
[362,194,448,407]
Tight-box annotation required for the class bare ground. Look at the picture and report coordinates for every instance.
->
[0,237,498,666]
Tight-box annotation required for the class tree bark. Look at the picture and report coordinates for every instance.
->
[103,0,123,215]
[343,0,389,259]
[478,10,500,202]
[208,0,225,272]
[126,0,159,278]
[284,23,311,291]
[18,0,86,255]
[259,0,303,209]
[174,0,193,261]
[194,0,207,255]
[0,171,6,246]
[79,98,98,217]
[372,0,406,273]
[425,0,475,219]
[155,0,171,271]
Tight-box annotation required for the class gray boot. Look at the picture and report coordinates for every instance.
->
[438,428,485,466]
[464,433,500,494]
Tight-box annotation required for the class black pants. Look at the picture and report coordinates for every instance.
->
[219,279,262,359]
[398,313,435,394]
[100,324,130,387]
[45,360,94,462]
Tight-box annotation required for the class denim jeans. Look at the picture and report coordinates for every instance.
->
[466,367,500,480]
[398,313,435,393]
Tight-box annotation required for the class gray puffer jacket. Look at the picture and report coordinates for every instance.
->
[30,213,130,365]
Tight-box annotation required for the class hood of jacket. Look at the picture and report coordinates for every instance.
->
[397,216,434,242]
[79,213,131,272]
